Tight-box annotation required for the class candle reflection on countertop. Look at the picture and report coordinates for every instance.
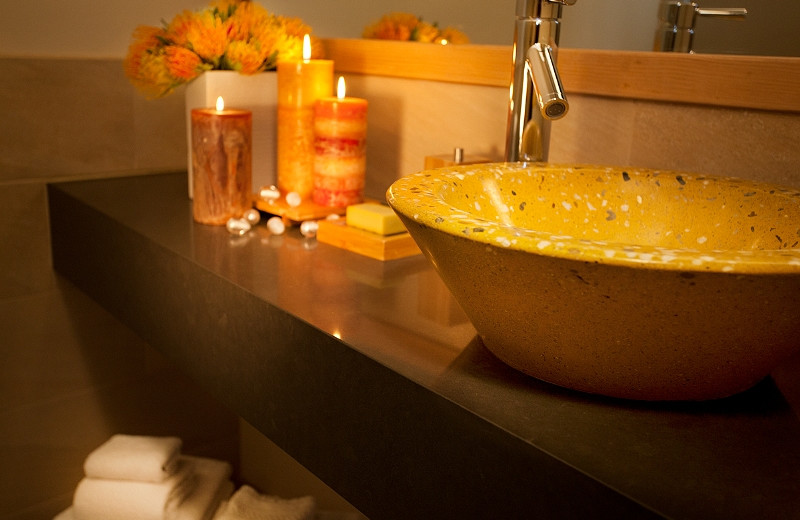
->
[188,221,475,384]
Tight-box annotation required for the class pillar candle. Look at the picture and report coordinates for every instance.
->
[277,35,334,200]
[191,96,252,225]
[312,77,369,207]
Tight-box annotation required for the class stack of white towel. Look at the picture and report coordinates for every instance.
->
[54,434,335,520]
[216,485,316,520]
[55,434,233,520]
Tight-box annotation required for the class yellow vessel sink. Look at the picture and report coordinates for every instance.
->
[387,163,800,400]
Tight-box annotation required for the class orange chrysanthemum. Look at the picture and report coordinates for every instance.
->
[164,11,195,48]
[271,17,320,62]
[227,1,268,41]
[363,12,469,44]
[365,21,411,41]
[186,11,230,62]
[363,12,419,41]
[124,26,172,98]
[413,22,439,43]
[438,27,470,44]
[124,26,162,75]
[128,52,175,99]
[124,1,321,98]
[224,40,265,74]
[165,46,206,80]
[277,15,312,39]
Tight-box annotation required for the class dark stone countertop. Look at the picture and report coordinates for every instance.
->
[49,172,800,520]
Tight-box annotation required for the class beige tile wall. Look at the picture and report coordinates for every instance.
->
[551,95,800,188]
[0,58,235,519]
[0,58,185,180]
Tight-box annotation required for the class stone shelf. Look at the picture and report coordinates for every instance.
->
[49,172,800,520]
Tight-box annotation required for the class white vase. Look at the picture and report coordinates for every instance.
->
[185,70,278,199]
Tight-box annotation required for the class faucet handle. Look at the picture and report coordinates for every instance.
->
[696,7,747,19]
[518,0,576,18]
[654,1,747,52]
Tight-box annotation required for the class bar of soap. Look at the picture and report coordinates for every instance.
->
[346,203,406,236]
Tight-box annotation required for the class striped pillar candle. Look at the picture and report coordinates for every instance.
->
[312,77,368,207]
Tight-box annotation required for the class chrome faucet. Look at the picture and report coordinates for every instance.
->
[505,0,575,163]
[654,1,746,53]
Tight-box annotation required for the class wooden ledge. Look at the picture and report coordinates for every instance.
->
[324,38,800,113]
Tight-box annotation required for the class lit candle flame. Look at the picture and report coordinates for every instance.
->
[302,34,311,61]
[336,76,346,99]
[216,96,224,111]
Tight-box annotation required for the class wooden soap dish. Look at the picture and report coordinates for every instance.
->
[254,197,346,224]
[316,219,421,261]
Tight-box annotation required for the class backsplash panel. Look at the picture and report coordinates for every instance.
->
[551,95,800,187]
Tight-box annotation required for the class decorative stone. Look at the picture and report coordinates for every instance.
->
[259,185,281,202]
[285,191,302,208]
[267,216,286,235]
[300,220,319,238]
[226,217,251,236]
[244,208,261,225]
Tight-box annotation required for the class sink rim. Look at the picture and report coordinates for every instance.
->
[387,162,800,275]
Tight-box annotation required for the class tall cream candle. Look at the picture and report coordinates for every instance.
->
[277,35,334,200]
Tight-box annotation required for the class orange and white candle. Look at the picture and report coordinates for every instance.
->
[277,34,333,199]
[312,76,368,207]
[191,96,252,225]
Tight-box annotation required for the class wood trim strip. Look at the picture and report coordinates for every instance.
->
[324,38,800,112]
[324,39,511,87]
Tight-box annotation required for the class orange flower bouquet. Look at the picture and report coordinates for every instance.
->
[362,12,469,45]
[124,0,323,98]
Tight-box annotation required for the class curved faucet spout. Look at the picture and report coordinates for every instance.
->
[529,43,569,120]
[505,0,575,163]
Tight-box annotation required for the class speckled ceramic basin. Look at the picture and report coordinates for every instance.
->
[387,163,800,400]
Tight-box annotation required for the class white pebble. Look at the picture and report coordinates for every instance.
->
[267,216,286,235]
[226,217,251,236]
[285,192,302,207]
[243,208,261,225]
[300,220,319,238]
[259,186,280,201]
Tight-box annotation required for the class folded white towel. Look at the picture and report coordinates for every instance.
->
[83,434,183,483]
[73,456,196,520]
[215,486,316,520]
[175,456,233,520]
